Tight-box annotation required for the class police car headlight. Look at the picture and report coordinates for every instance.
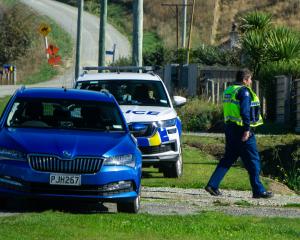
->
[0,147,27,161]
[156,118,177,128]
[104,154,135,168]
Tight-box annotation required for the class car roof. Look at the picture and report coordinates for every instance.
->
[77,72,162,82]
[15,87,115,103]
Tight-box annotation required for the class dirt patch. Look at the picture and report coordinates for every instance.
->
[267,179,296,195]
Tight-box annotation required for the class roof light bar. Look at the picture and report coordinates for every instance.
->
[82,66,154,73]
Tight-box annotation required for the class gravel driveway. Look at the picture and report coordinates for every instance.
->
[1,187,299,218]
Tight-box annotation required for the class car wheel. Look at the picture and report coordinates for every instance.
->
[117,193,141,214]
[162,152,183,178]
[0,196,8,209]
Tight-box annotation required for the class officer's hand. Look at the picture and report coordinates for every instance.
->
[242,131,250,142]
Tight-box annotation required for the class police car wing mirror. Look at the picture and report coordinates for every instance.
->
[129,123,147,134]
[173,96,186,107]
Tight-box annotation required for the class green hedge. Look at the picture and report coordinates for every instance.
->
[178,98,223,132]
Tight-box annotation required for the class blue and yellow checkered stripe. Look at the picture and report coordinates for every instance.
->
[137,128,170,147]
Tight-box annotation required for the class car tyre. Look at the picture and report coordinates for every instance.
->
[117,193,141,214]
[0,196,8,209]
[162,152,183,178]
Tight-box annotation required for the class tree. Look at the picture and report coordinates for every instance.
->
[0,5,32,64]
[239,11,300,80]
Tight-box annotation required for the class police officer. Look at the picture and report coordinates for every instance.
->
[205,69,273,198]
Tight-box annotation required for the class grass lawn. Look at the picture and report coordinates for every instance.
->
[0,211,299,240]
[142,145,263,191]
[0,96,11,116]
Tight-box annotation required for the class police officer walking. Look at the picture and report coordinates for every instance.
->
[205,69,273,198]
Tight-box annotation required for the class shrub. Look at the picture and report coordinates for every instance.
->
[0,4,33,64]
[178,98,223,132]
[260,141,300,192]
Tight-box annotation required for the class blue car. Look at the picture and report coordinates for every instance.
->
[0,87,142,213]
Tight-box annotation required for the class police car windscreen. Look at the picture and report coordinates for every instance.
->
[76,80,170,107]
[6,98,125,131]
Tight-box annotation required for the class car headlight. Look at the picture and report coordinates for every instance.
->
[0,148,27,161]
[156,118,177,128]
[104,154,135,168]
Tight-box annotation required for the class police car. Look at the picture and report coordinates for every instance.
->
[75,66,186,178]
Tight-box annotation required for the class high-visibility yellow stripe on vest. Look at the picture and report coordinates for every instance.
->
[223,85,263,127]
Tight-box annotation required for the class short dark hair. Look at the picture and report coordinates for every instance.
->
[236,69,252,82]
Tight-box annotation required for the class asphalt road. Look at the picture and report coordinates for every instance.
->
[0,0,131,96]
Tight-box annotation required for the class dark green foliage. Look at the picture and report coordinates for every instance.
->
[111,56,132,66]
[0,4,33,64]
[177,98,223,132]
[143,45,241,67]
[260,142,300,192]
[143,46,175,66]
[239,11,272,33]
[239,11,300,121]
[239,11,300,79]
[191,45,241,66]
[266,27,300,61]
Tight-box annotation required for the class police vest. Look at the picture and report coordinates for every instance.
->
[223,85,263,127]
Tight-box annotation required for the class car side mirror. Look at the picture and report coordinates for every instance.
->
[173,96,187,107]
[129,123,148,135]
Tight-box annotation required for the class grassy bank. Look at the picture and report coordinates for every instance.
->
[0,96,11,115]
[0,211,299,240]
[0,1,73,84]
[22,17,73,85]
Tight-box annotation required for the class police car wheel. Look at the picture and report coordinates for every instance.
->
[0,196,7,207]
[173,153,183,178]
[162,153,183,178]
[117,192,141,213]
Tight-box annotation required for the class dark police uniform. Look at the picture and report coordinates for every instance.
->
[206,85,267,196]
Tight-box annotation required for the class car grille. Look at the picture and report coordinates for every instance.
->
[139,142,177,155]
[129,123,156,137]
[28,155,103,174]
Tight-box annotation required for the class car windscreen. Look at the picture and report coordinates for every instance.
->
[6,98,126,131]
[76,80,170,107]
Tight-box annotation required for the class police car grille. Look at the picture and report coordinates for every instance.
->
[130,123,156,137]
[28,155,103,174]
[139,142,177,154]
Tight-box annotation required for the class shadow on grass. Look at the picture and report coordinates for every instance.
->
[142,170,165,179]
[0,198,112,214]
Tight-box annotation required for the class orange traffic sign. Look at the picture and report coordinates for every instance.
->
[47,45,59,56]
[39,23,51,36]
[48,56,61,65]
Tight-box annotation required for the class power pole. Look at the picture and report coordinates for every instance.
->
[98,0,107,70]
[182,0,187,48]
[75,0,83,80]
[161,3,191,50]
[132,0,143,68]
[187,0,195,64]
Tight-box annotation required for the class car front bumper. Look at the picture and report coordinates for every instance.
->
[0,160,141,202]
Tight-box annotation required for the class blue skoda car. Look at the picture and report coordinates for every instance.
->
[0,87,142,213]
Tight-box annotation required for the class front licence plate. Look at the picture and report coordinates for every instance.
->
[50,174,81,186]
